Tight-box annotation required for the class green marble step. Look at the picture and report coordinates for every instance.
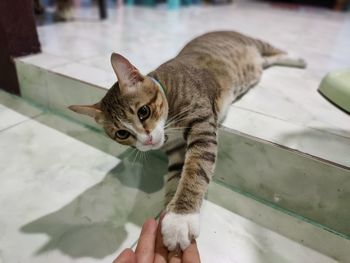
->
[216,129,350,239]
[15,55,350,241]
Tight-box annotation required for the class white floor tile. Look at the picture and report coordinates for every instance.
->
[16,53,70,69]
[198,201,338,263]
[0,113,164,263]
[222,106,350,167]
[0,104,31,131]
[0,90,43,131]
[50,62,115,88]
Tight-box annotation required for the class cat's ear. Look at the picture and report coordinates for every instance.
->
[68,103,104,124]
[110,53,144,87]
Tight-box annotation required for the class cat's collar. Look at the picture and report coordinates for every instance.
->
[150,76,167,97]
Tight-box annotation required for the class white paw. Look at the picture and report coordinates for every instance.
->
[161,212,200,251]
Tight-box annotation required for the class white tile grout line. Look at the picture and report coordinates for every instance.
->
[0,112,46,134]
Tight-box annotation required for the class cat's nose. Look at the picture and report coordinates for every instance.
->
[144,135,153,145]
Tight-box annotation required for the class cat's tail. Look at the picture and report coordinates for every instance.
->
[262,55,307,69]
[254,39,286,56]
[254,39,307,69]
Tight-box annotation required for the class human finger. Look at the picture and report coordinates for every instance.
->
[168,246,183,263]
[154,213,168,263]
[135,218,158,263]
[113,248,136,263]
[182,240,201,263]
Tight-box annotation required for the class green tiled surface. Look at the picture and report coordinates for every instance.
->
[16,61,49,108]
[216,129,350,237]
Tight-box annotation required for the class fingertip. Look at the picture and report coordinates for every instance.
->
[113,248,136,263]
[183,240,200,263]
[135,218,158,262]
[142,218,158,234]
[144,218,157,226]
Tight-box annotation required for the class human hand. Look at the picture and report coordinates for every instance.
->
[113,215,201,263]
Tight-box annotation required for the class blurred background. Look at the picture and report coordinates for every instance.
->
[0,0,349,95]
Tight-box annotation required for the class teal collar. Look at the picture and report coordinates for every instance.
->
[150,77,167,96]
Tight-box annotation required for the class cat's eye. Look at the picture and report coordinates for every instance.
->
[137,105,151,121]
[115,130,130,140]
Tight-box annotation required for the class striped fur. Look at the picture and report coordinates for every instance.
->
[69,31,306,250]
[148,31,305,215]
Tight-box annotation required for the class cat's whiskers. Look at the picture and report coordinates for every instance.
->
[143,151,149,164]
[166,108,191,124]
[166,104,192,122]
[141,151,147,164]
[124,147,137,161]
[166,125,212,131]
[164,115,196,131]
[165,106,197,125]
[165,106,192,128]
[132,149,141,167]
[165,126,214,137]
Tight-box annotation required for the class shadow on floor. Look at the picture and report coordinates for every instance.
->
[20,149,167,259]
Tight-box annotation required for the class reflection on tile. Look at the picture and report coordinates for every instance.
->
[0,104,32,131]
[207,182,350,262]
[0,89,43,117]
[198,200,338,263]
[46,71,106,130]
[0,114,166,263]
[215,130,350,236]
[15,61,49,107]
[35,112,128,156]
[0,90,43,130]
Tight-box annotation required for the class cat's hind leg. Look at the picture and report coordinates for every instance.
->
[263,54,307,69]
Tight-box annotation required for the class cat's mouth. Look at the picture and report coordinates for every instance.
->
[138,140,164,151]
[136,136,165,152]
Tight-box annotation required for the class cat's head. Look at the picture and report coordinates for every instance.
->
[69,53,168,152]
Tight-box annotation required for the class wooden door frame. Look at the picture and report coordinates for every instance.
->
[0,0,41,95]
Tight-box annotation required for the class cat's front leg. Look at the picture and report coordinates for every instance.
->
[162,114,218,251]
[164,141,187,206]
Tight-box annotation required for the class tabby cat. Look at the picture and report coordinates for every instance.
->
[69,31,306,251]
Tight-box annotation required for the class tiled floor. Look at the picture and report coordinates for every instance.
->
[18,0,350,168]
[0,90,342,262]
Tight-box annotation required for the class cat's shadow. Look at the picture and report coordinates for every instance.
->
[20,149,168,259]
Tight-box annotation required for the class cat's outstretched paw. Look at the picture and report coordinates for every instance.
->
[161,212,200,251]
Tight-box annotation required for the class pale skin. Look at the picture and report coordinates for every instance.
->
[113,216,201,263]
